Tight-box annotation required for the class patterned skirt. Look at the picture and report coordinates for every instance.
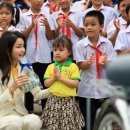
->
[41,94,85,130]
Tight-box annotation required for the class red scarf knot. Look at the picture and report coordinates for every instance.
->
[59,12,71,38]
[34,14,45,49]
[90,44,103,79]
[47,3,59,12]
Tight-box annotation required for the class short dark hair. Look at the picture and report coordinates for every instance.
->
[84,10,104,25]
[126,3,130,15]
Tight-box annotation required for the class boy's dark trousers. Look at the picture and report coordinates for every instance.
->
[77,97,106,130]
[25,62,50,111]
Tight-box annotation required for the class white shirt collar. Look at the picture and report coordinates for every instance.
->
[91,4,105,11]
[118,16,127,25]
[59,6,77,14]
[84,36,107,47]
[26,9,43,16]
[79,0,87,4]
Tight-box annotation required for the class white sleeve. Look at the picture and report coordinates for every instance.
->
[46,13,55,30]
[74,41,86,63]
[16,14,27,31]
[105,41,117,61]
[107,20,116,39]
[114,31,127,51]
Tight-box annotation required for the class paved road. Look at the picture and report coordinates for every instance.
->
[34,101,48,130]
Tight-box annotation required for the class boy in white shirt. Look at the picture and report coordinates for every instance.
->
[75,10,116,130]
[41,0,59,14]
[51,0,84,59]
[82,0,116,37]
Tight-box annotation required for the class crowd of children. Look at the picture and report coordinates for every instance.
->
[0,0,130,130]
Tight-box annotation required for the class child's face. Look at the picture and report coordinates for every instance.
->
[103,0,112,7]
[91,0,103,7]
[11,38,25,65]
[53,44,71,63]
[0,7,13,26]
[28,0,43,10]
[119,0,130,19]
[84,16,102,40]
[59,0,72,10]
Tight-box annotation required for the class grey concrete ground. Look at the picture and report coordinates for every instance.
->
[34,101,48,130]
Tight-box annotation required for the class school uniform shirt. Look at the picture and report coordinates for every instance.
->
[82,4,116,32]
[74,36,117,99]
[44,60,80,97]
[107,16,128,39]
[0,25,20,32]
[0,25,21,37]
[113,4,120,18]
[114,25,130,51]
[41,2,59,52]
[72,0,89,11]
[17,9,54,64]
[41,1,59,14]
[51,7,84,58]
[0,63,49,117]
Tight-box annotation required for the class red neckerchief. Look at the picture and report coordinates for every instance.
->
[34,14,45,49]
[47,3,59,12]
[90,44,103,79]
[59,12,71,38]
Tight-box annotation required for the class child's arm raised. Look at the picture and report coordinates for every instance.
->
[21,14,37,38]
[65,18,84,37]
[99,53,108,66]
[117,49,130,55]
[40,17,53,40]
[78,53,95,70]
[53,16,62,38]
[109,20,120,45]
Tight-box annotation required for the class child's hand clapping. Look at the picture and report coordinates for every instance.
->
[113,19,120,31]
[63,17,73,27]
[99,53,108,65]
[0,21,8,32]
[86,53,95,65]
[40,17,49,27]
[56,16,63,28]
[54,67,61,81]
[32,13,39,26]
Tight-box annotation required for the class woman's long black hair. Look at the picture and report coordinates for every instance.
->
[0,31,26,85]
